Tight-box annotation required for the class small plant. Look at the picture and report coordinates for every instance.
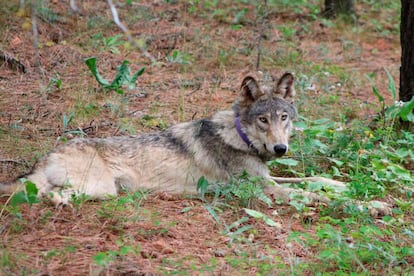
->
[165,50,194,65]
[102,34,124,54]
[9,179,39,207]
[289,217,414,273]
[0,179,40,219]
[223,216,252,244]
[195,173,274,240]
[91,33,125,54]
[277,25,296,41]
[46,73,62,93]
[197,172,273,209]
[138,115,168,130]
[96,190,147,220]
[244,208,281,228]
[57,112,86,143]
[85,57,145,94]
[93,244,137,269]
[371,68,414,126]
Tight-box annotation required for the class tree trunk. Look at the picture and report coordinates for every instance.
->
[322,0,355,18]
[400,0,414,102]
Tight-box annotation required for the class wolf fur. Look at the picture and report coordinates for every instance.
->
[0,73,391,215]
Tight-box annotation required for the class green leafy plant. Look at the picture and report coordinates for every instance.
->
[0,179,40,219]
[371,68,414,125]
[10,179,39,207]
[244,208,280,228]
[90,33,125,54]
[289,218,414,273]
[195,173,274,235]
[58,112,86,143]
[223,216,252,244]
[96,190,147,220]
[102,34,124,54]
[165,50,194,65]
[199,172,273,209]
[46,73,62,93]
[85,57,145,94]
[93,245,137,268]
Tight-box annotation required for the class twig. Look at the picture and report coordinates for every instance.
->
[107,0,156,64]
[0,159,23,164]
[256,0,268,71]
[31,0,40,68]
[70,0,79,12]
[0,50,26,73]
[63,121,113,135]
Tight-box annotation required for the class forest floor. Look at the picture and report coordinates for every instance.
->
[0,1,408,275]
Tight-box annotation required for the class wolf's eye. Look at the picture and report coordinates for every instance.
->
[259,117,268,124]
[281,114,288,121]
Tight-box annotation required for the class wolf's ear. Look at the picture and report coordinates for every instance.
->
[240,76,264,104]
[274,73,296,103]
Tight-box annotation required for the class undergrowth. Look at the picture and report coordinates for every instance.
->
[271,76,414,274]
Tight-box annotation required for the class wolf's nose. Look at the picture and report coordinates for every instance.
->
[274,144,287,155]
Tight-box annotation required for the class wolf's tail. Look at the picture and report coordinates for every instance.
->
[0,181,23,195]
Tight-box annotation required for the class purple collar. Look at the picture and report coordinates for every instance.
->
[235,116,253,148]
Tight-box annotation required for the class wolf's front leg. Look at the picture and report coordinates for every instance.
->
[264,181,330,206]
[265,179,392,217]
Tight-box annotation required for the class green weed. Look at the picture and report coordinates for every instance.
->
[289,217,414,273]
[244,208,280,228]
[85,57,145,94]
[138,115,167,130]
[91,33,124,54]
[57,112,86,143]
[166,50,194,65]
[96,190,147,220]
[46,73,62,93]
[93,244,138,268]
[9,179,39,207]
[277,67,413,274]
[197,172,272,209]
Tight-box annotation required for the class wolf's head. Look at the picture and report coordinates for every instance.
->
[233,73,297,159]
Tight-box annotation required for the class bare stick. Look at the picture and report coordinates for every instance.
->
[107,0,156,64]
[0,159,23,164]
[70,0,79,12]
[256,0,268,71]
[31,0,40,68]
[0,50,26,73]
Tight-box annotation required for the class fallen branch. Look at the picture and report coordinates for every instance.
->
[0,50,26,73]
[63,120,113,135]
[0,159,24,165]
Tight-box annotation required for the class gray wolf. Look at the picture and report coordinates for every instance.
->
[0,73,390,215]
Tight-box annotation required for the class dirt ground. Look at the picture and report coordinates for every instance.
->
[0,0,404,274]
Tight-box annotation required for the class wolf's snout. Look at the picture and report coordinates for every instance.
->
[274,144,288,156]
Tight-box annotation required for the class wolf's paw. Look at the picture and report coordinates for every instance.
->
[264,185,291,203]
[299,191,330,206]
[345,200,393,217]
[56,201,74,210]
[365,200,393,217]
[47,189,75,208]
[264,186,330,206]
